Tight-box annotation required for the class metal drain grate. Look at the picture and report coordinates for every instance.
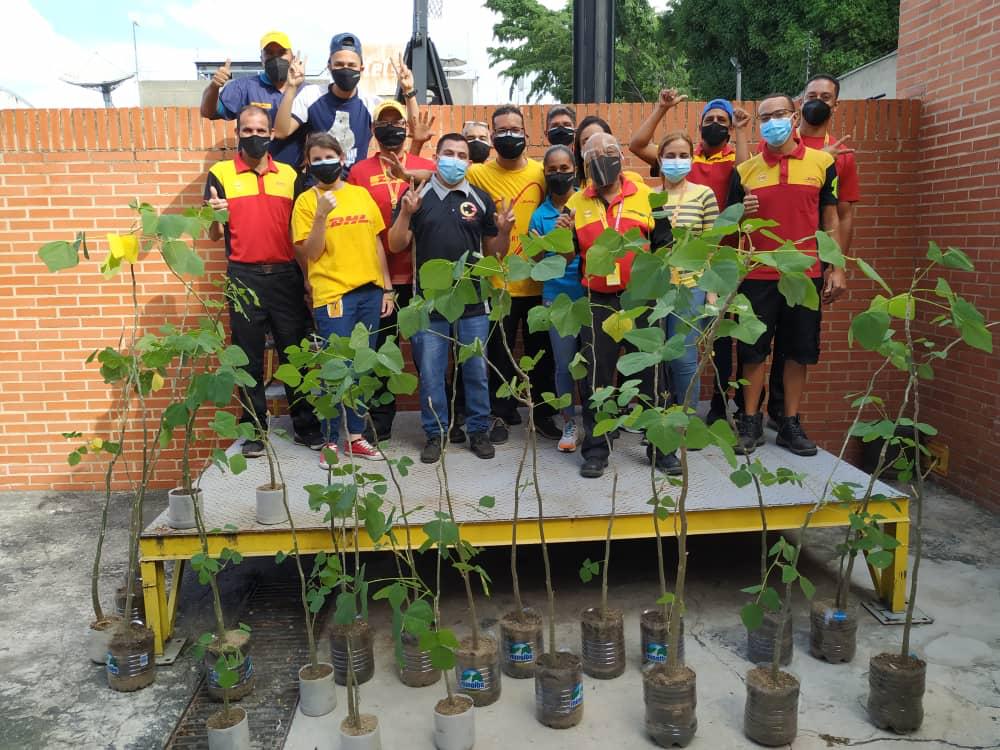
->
[166,577,324,750]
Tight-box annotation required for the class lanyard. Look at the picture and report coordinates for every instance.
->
[381,153,406,210]
[598,196,625,232]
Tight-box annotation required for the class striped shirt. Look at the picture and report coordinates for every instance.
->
[662,182,719,286]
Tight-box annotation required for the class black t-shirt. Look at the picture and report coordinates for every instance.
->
[394,178,498,318]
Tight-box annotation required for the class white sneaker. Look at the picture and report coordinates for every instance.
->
[319,443,337,470]
[558,420,578,453]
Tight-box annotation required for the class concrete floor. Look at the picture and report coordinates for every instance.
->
[1,481,998,749]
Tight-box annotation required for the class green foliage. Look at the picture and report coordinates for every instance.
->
[579,558,601,583]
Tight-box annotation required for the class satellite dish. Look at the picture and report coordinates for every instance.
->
[0,86,34,108]
[61,52,134,107]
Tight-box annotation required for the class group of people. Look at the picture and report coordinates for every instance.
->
[202,30,860,479]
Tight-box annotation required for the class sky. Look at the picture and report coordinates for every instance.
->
[1,0,667,108]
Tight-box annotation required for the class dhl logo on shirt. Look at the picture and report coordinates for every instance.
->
[367,173,399,187]
[249,101,273,110]
[327,214,370,227]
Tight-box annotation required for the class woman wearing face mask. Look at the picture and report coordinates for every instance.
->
[573,115,648,188]
[652,132,720,411]
[528,144,582,452]
[292,133,394,466]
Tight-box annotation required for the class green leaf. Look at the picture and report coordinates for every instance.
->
[616,351,661,376]
[759,587,781,612]
[275,551,287,564]
[850,310,890,351]
[730,468,752,488]
[799,575,816,599]
[39,241,80,272]
[855,257,892,294]
[815,230,845,269]
[668,237,711,272]
[228,453,247,475]
[478,495,495,509]
[526,304,551,334]
[781,565,798,584]
[530,254,567,282]
[623,326,665,353]
[273,363,302,388]
[419,259,455,291]
[777,271,819,310]
[550,295,591,338]
[755,248,817,274]
[471,256,503,277]
[940,247,974,272]
[568,352,588,380]
[430,644,456,671]
[740,602,764,631]
[867,550,893,569]
[398,302,430,339]
[387,372,418,395]
[506,254,533,281]
[601,310,634,343]
[161,239,205,277]
[886,294,915,320]
[950,296,993,353]
[714,202,745,227]
[219,345,249,367]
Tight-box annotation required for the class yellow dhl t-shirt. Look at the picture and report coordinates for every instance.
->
[292,184,385,308]
[467,159,546,297]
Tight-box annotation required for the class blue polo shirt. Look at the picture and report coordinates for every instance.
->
[528,196,583,302]
[217,72,305,167]
[290,84,375,176]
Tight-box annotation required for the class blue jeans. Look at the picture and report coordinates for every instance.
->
[665,287,706,407]
[411,315,491,437]
[312,285,383,442]
[545,300,579,420]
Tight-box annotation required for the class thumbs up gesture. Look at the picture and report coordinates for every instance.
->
[316,189,337,217]
[211,58,232,89]
[206,185,228,212]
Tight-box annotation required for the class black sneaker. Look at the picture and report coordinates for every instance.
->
[420,435,442,464]
[489,417,509,445]
[776,415,818,456]
[580,457,608,478]
[362,426,391,445]
[449,420,466,444]
[241,439,265,458]
[505,411,523,426]
[468,431,495,459]
[706,395,728,426]
[294,432,326,451]
[534,415,562,440]
[735,412,765,455]
[647,446,682,475]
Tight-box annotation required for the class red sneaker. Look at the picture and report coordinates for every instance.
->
[319,443,338,470]
[344,438,385,461]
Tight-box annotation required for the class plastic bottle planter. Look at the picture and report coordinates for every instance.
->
[339,714,381,750]
[640,610,685,667]
[88,617,120,664]
[580,607,626,679]
[206,630,255,702]
[115,580,145,624]
[809,599,857,664]
[534,651,584,729]
[398,631,441,688]
[747,611,793,666]
[167,487,200,529]
[499,608,544,679]
[206,706,250,750]
[454,635,502,707]
[255,484,285,526]
[743,666,799,746]
[299,662,337,717]
[643,663,697,748]
[433,694,475,750]
[106,623,156,692]
[332,620,375,686]
[867,653,926,733]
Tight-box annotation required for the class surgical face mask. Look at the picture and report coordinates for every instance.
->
[467,139,491,164]
[545,171,576,196]
[587,154,621,188]
[263,57,289,86]
[373,123,406,149]
[760,117,793,147]
[493,132,526,159]
[700,121,729,148]
[238,134,270,160]
[331,67,361,93]
[801,99,832,127]
[547,125,575,146]
[309,158,342,185]
[660,157,692,183]
[437,155,468,184]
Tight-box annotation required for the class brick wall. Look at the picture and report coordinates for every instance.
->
[897,0,1000,507]
[0,100,921,491]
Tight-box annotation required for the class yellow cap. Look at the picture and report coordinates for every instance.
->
[260,31,291,51]
[374,99,407,121]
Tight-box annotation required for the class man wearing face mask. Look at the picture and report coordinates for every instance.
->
[348,100,437,444]
[727,93,843,458]
[463,121,492,164]
[204,105,323,457]
[200,31,305,167]
[545,105,576,147]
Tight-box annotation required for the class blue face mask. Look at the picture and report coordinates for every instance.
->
[760,117,793,147]
[437,155,468,184]
[660,157,692,183]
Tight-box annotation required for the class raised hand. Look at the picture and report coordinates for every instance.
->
[743,190,759,216]
[555,208,575,231]
[287,52,306,88]
[495,198,516,235]
[316,189,337,217]
[409,110,436,144]
[211,58,232,89]
[657,87,687,110]
[823,135,855,156]
[392,52,415,93]
[379,151,409,181]
[400,180,422,215]
[732,106,752,131]
[206,185,228,212]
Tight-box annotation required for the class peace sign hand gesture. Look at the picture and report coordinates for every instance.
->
[287,52,306,88]
[391,52,415,93]
[400,180,422,216]
[495,198,516,235]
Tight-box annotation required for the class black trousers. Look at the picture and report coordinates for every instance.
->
[227,262,319,439]
[487,295,556,422]
[710,334,784,417]
[367,284,414,438]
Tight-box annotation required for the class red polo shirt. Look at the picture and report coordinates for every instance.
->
[690,142,736,208]
[756,131,861,203]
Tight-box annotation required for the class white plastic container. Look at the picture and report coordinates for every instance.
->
[255,484,285,525]
[434,694,475,750]
[167,487,200,529]
[207,707,250,750]
[299,662,337,717]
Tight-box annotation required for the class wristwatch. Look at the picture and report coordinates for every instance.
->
[403,89,417,100]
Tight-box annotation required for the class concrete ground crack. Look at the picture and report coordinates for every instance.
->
[800,728,1000,749]
[688,627,747,685]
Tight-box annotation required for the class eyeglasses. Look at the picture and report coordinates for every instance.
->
[495,128,524,137]
[376,118,407,128]
[758,109,795,123]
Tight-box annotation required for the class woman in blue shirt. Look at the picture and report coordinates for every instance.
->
[528,145,582,452]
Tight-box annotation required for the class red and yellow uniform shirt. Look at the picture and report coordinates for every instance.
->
[690,142,736,208]
[566,176,655,294]
[799,133,861,203]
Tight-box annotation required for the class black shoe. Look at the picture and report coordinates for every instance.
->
[362,426,392,445]
[420,435,442,464]
[706,395,728,426]
[766,409,782,432]
[776,415,818,456]
[504,411,523,426]
[489,417,509,445]
[580,457,608,478]
[294,432,326,451]
[647,446,682,475]
[735,412,765,455]
[241,440,265,458]
[534,415,562,441]
[468,431,495,459]
[449,421,466,444]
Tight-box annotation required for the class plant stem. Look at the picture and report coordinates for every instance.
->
[600,472,618,620]
[901,307,925,659]
[527,419,556,653]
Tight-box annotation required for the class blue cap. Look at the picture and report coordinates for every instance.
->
[329,32,363,59]
[702,98,734,121]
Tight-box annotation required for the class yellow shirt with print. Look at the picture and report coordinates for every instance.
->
[467,159,546,297]
[291,184,386,309]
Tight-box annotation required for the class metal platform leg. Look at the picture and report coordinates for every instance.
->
[140,560,166,654]
[165,560,185,638]
[866,519,909,613]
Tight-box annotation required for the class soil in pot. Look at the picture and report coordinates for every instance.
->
[868,652,926,733]
[206,706,246,731]
[435,695,474,715]
[581,607,626,679]
[455,635,502,707]
[398,631,440,687]
[88,616,121,664]
[743,665,799,746]
[167,487,200,529]
[434,695,474,750]
[332,619,375,686]
[206,629,255,702]
[500,608,544,679]
[299,662,336,717]
[746,611,792,666]
[809,598,857,664]
[534,651,583,729]
[643,663,697,748]
[106,622,156,692]
[641,610,685,666]
[340,713,380,746]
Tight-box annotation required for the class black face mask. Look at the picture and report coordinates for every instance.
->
[801,99,832,126]
[493,133,527,160]
[700,122,730,148]
[373,123,406,149]
[587,155,621,188]
[264,57,289,86]
[467,139,491,164]
[547,126,575,146]
[239,134,270,160]
[331,67,361,93]
[309,160,343,185]
[545,171,576,196]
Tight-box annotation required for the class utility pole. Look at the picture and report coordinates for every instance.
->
[573,0,615,103]
[411,0,427,102]
[132,20,140,105]
[730,56,742,101]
